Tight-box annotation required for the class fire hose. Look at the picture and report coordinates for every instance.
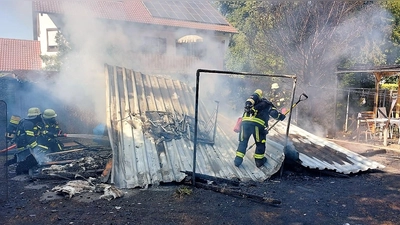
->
[245,93,308,152]
[0,144,17,153]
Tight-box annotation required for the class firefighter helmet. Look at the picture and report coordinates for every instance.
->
[271,83,279,90]
[42,109,57,119]
[254,89,263,98]
[27,107,41,117]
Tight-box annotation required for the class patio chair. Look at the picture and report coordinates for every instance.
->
[357,111,376,142]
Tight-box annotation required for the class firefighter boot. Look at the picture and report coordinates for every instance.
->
[255,157,267,168]
[234,151,245,167]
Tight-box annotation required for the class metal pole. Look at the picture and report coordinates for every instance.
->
[344,89,350,132]
[192,69,296,185]
[280,77,297,178]
[0,100,8,202]
[212,101,219,144]
[333,74,338,137]
[192,71,200,186]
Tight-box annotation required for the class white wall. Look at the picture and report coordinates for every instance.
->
[37,13,58,58]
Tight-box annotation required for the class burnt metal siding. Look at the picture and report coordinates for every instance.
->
[269,122,385,174]
[105,65,284,188]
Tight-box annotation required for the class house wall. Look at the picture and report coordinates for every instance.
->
[37,13,58,58]
[36,13,231,74]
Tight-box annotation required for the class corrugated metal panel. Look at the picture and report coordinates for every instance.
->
[105,65,283,188]
[105,65,385,188]
[269,122,385,174]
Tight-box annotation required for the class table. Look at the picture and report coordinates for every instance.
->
[365,118,400,143]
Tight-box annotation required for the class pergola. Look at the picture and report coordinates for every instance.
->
[336,65,400,119]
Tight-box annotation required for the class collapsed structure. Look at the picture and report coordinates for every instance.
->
[104,65,385,188]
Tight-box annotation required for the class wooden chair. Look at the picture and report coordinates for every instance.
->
[357,111,375,142]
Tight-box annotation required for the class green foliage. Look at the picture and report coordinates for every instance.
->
[382,1,400,64]
[381,83,398,90]
[218,1,400,131]
[173,186,193,199]
[41,31,71,71]
[339,73,375,89]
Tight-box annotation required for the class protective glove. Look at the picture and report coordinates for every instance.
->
[249,107,256,116]
[264,127,269,135]
[278,113,286,121]
[244,102,252,113]
[46,132,57,138]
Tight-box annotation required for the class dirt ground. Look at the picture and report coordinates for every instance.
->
[1,139,400,225]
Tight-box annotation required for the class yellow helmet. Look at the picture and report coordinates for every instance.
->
[254,89,263,98]
[27,107,41,117]
[43,109,57,119]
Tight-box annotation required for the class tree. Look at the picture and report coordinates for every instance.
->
[219,1,393,134]
[41,32,71,71]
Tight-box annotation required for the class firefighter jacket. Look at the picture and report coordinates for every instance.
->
[14,117,44,150]
[242,98,284,127]
[39,117,63,147]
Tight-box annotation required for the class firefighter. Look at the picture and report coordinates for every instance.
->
[6,107,48,174]
[5,115,21,145]
[234,91,286,168]
[270,83,286,108]
[39,109,64,152]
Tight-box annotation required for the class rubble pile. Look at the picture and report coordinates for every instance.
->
[32,139,112,180]
[51,178,124,201]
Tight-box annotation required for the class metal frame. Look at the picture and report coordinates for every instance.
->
[0,100,8,202]
[192,69,297,185]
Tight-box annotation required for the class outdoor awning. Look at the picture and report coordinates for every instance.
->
[177,35,203,43]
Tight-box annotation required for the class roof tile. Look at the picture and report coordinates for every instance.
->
[0,38,42,71]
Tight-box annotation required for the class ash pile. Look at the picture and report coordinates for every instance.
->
[6,137,113,182]
[34,137,112,181]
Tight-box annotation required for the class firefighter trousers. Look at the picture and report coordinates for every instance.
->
[236,121,267,160]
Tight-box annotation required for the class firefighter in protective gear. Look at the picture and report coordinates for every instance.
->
[7,107,49,174]
[14,107,44,151]
[270,83,286,108]
[234,95,286,168]
[5,115,21,145]
[39,109,64,152]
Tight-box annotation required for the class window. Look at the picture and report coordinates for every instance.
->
[47,28,58,52]
[176,42,206,58]
[141,37,167,54]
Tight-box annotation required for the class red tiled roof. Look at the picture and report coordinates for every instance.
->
[33,0,238,33]
[0,38,42,71]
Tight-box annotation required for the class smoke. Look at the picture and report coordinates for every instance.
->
[29,1,231,130]
[283,3,392,136]
[322,4,391,68]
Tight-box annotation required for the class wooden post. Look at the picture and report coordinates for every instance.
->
[397,79,400,118]
[373,73,382,133]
